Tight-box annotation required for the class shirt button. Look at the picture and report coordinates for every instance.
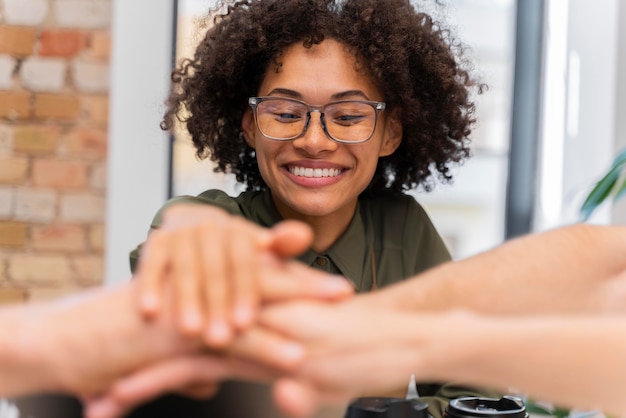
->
[315,257,327,266]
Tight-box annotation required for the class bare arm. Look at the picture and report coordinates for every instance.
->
[365,223,626,315]
[0,283,194,397]
[257,302,626,418]
[0,254,352,399]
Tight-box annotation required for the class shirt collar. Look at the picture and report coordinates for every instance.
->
[249,191,373,290]
[241,189,284,227]
[299,201,372,291]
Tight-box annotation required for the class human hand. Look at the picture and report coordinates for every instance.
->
[135,204,351,347]
[85,264,353,417]
[82,352,283,418]
[256,301,474,418]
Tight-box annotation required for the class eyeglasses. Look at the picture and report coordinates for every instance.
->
[248,96,386,144]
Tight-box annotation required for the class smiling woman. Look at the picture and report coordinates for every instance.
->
[125,0,498,417]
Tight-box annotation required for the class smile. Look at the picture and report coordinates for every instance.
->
[288,166,344,178]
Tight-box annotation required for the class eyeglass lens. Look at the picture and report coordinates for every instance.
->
[255,98,378,142]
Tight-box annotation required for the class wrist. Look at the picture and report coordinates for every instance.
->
[0,303,64,396]
[407,311,486,383]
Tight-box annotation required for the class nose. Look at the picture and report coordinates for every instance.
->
[291,110,338,154]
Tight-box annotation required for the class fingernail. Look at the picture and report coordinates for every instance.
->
[182,311,202,333]
[206,320,231,345]
[141,293,158,312]
[233,305,253,327]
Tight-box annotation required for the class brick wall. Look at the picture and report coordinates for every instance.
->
[0,0,111,303]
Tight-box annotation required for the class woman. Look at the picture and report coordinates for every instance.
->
[130,0,495,415]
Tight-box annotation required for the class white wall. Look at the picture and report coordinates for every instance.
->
[612,1,626,224]
[536,0,620,229]
[105,0,174,284]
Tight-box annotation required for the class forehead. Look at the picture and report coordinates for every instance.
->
[258,39,382,101]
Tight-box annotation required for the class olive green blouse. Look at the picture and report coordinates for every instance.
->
[131,189,451,290]
[129,189,501,418]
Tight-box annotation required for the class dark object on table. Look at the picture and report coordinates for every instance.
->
[443,396,528,418]
[345,397,429,418]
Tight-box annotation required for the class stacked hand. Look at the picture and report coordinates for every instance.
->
[81,204,357,418]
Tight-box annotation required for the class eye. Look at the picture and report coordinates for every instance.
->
[264,101,306,123]
[333,113,366,125]
[273,111,304,122]
[330,108,368,126]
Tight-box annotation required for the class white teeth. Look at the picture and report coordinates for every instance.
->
[290,166,343,178]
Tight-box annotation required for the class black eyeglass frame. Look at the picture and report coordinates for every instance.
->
[248,96,386,144]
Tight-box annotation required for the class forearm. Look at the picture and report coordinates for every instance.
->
[371,224,626,315]
[423,314,626,416]
[0,304,59,396]
[0,283,199,398]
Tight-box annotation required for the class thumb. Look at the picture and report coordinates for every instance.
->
[273,378,320,418]
[268,220,314,257]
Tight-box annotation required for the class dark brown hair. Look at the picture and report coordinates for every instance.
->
[162,0,483,193]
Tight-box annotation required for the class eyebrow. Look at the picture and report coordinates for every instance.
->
[265,88,371,101]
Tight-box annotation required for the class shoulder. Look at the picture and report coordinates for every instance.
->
[360,192,431,222]
[361,191,451,269]
[150,189,256,229]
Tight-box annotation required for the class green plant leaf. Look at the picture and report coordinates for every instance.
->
[612,176,626,203]
[580,167,621,220]
[580,148,626,220]
[551,406,572,418]
[610,147,626,168]
[524,402,554,416]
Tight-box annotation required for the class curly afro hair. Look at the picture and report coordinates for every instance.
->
[161,0,483,194]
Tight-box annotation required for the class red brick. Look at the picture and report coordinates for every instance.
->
[31,159,88,188]
[14,188,56,223]
[27,286,83,302]
[0,287,27,305]
[0,91,30,120]
[88,223,105,251]
[0,222,28,248]
[39,29,88,57]
[8,254,71,285]
[64,127,107,159]
[0,157,28,183]
[60,193,104,223]
[72,255,103,285]
[0,26,36,56]
[90,162,106,190]
[83,95,108,126]
[34,93,80,120]
[31,224,86,252]
[13,125,61,155]
[88,31,110,60]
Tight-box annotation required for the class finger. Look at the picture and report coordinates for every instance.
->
[259,259,354,302]
[135,231,171,318]
[200,223,232,347]
[273,378,320,418]
[228,327,305,371]
[228,218,260,329]
[172,229,204,334]
[268,220,314,257]
[85,355,275,418]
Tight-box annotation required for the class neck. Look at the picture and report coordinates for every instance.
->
[273,201,357,253]
[307,215,352,252]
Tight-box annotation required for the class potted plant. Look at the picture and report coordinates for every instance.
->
[579,148,626,220]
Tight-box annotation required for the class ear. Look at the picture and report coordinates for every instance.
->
[379,112,402,157]
[241,108,257,148]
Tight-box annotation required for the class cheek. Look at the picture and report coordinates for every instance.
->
[253,142,280,174]
[354,144,383,168]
